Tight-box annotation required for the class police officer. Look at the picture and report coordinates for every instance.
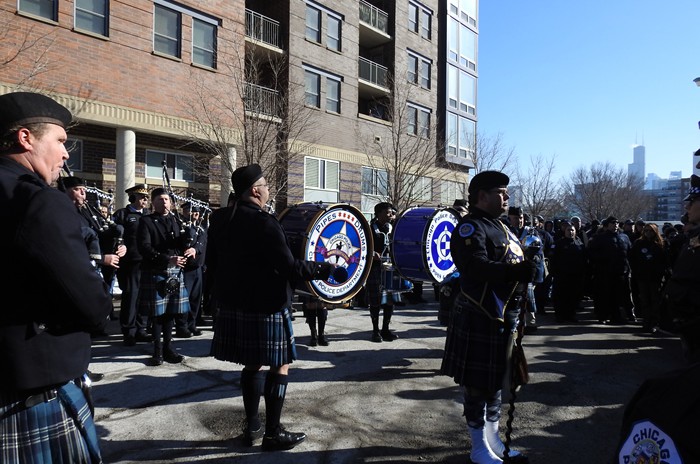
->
[209,164,334,451]
[441,171,534,464]
[113,184,152,346]
[0,91,112,462]
[614,174,700,463]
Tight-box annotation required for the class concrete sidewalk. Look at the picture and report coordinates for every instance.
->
[89,294,684,463]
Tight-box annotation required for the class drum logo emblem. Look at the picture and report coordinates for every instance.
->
[425,210,459,282]
[307,209,369,301]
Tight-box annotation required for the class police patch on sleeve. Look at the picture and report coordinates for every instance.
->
[459,223,475,238]
[617,420,682,464]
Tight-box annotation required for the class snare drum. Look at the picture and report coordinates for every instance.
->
[390,207,460,283]
[278,202,373,304]
[381,262,414,304]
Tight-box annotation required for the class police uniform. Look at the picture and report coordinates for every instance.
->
[0,92,112,463]
[113,184,150,344]
[440,170,532,464]
[615,175,700,464]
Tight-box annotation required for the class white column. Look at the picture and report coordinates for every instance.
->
[221,145,236,205]
[115,129,136,209]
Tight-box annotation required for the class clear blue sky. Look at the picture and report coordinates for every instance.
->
[477,1,700,182]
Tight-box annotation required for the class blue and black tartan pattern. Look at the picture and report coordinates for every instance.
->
[0,381,102,463]
[211,307,297,367]
[138,267,190,317]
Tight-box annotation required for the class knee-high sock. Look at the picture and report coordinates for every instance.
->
[241,369,265,430]
[152,315,164,349]
[162,314,174,347]
[264,372,289,434]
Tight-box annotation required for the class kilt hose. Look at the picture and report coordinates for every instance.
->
[211,307,297,368]
[138,267,190,317]
[1,381,101,463]
[441,293,516,392]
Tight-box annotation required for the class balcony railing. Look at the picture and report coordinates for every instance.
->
[244,82,279,118]
[245,9,280,48]
[359,0,388,34]
[358,57,388,89]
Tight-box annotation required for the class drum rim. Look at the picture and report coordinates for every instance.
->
[279,202,374,303]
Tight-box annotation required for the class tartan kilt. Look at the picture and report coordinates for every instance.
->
[210,307,297,367]
[138,267,190,317]
[440,293,513,392]
[365,264,383,306]
[0,382,102,463]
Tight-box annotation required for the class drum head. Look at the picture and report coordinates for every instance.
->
[424,208,459,282]
[279,203,373,303]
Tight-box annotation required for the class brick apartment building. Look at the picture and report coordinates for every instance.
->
[0,0,478,214]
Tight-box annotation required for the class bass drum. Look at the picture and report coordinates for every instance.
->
[278,202,373,304]
[390,207,460,283]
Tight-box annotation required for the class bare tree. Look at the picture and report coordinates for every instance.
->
[561,162,651,222]
[515,154,562,219]
[182,46,319,209]
[468,130,517,176]
[358,74,454,212]
[0,17,58,86]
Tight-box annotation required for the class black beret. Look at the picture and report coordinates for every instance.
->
[231,164,264,195]
[602,216,619,227]
[468,170,509,196]
[452,199,467,208]
[150,187,169,199]
[508,206,523,216]
[683,174,700,201]
[0,92,72,135]
[125,183,149,196]
[59,176,86,191]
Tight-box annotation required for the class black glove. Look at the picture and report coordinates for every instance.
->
[509,260,537,283]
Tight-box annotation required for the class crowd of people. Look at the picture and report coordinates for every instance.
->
[2,91,699,463]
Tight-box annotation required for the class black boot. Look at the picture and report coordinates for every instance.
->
[308,326,318,347]
[380,306,398,341]
[151,342,163,366]
[317,311,329,346]
[163,344,184,364]
[370,307,382,342]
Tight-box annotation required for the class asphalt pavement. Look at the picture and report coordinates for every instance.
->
[89,292,685,464]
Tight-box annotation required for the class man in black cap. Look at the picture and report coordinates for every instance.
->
[441,170,533,463]
[614,174,700,463]
[0,91,112,462]
[209,163,334,451]
[507,206,540,333]
[588,215,634,324]
[366,201,402,342]
[113,183,152,346]
[175,201,207,337]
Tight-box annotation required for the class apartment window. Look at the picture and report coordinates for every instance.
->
[440,180,467,204]
[408,51,431,89]
[305,5,321,42]
[458,116,475,159]
[407,103,431,138]
[326,78,340,113]
[19,0,57,21]
[305,157,340,202]
[192,18,217,68]
[446,113,458,157]
[448,18,476,71]
[75,0,109,36]
[65,139,83,172]
[154,4,181,58]
[305,71,321,107]
[146,150,194,182]
[409,1,431,40]
[459,71,476,115]
[449,0,477,26]
[405,174,432,202]
[304,65,342,113]
[327,15,341,51]
[362,167,388,197]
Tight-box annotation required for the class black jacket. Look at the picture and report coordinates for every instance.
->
[207,201,332,314]
[0,158,112,391]
[137,212,191,272]
[113,205,148,262]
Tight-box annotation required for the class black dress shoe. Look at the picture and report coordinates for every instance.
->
[190,329,203,336]
[163,347,184,364]
[174,329,192,338]
[87,370,104,382]
[318,335,329,346]
[261,426,306,451]
[308,336,318,347]
[242,425,263,446]
[135,332,153,343]
[380,329,398,341]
